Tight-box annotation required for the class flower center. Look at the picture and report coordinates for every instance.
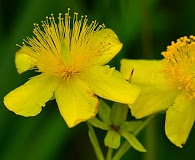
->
[162,36,195,100]
[60,64,79,79]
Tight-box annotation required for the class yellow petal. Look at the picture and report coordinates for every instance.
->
[55,77,99,128]
[92,29,123,65]
[15,48,36,74]
[120,59,167,86]
[120,59,180,118]
[4,74,61,116]
[129,86,179,118]
[81,65,140,104]
[165,92,195,148]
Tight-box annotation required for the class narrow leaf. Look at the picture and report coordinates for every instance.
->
[120,129,146,152]
[88,117,110,130]
[120,120,143,132]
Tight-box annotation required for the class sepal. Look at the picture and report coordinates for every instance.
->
[110,103,128,126]
[120,129,146,152]
[104,129,121,149]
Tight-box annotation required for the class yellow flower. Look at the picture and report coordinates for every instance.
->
[4,9,140,128]
[120,36,195,148]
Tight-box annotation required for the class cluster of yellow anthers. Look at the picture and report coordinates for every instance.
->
[4,9,140,128]
[21,9,107,77]
[162,36,195,100]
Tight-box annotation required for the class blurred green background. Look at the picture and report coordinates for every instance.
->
[0,0,195,159]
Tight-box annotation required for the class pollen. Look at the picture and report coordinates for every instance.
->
[162,36,195,100]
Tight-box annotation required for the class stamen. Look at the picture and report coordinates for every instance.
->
[162,36,195,100]
[18,8,115,80]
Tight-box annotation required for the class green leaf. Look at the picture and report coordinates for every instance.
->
[104,129,121,149]
[120,120,143,132]
[88,117,110,130]
[120,129,146,152]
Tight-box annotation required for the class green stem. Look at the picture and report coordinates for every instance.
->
[112,114,156,160]
[87,122,105,160]
[106,147,113,160]
[112,141,129,160]
[144,119,157,160]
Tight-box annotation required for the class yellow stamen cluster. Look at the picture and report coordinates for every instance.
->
[19,8,115,79]
[162,36,195,100]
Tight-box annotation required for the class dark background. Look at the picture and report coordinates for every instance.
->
[0,0,195,159]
